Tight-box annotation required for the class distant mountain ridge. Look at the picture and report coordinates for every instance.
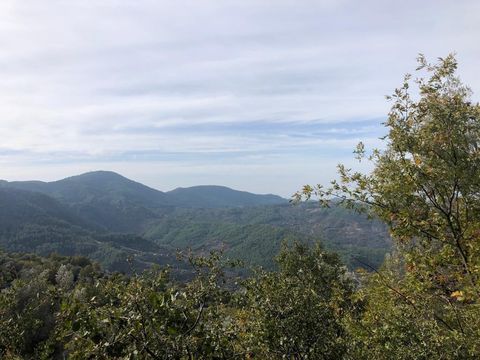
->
[0,171,287,232]
[167,185,286,208]
[0,171,390,272]
[1,170,287,207]
[2,171,171,207]
[1,171,170,232]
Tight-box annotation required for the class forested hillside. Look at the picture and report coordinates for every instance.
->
[0,172,391,271]
[0,187,183,273]
[1,171,173,233]
[1,171,286,232]
[145,203,390,269]
[167,185,286,208]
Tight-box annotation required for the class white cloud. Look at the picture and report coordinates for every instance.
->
[0,0,478,194]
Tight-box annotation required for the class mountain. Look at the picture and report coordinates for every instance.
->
[19,171,171,206]
[1,171,173,232]
[0,187,176,273]
[166,185,287,208]
[0,171,391,271]
[144,203,391,270]
[0,187,93,231]
[1,171,287,232]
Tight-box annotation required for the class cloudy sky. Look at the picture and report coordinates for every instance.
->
[0,0,479,196]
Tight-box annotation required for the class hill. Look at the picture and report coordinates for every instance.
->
[1,171,287,232]
[0,171,391,270]
[144,203,390,269]
[0,187,93,231]
[0,187,177,273]
[145,218,316,269]
[1,171,173,232]
[166,185,286,208]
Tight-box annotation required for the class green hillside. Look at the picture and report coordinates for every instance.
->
[1,172,287,233]
[144,203,390,269]
[0,172,391,271]
[1,171,172,232]
[146,219,316,269]
[0,188,178,273]
[166,185,286,208]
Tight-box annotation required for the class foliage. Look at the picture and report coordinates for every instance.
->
[0,243,354,359]
[298,54,480,358]
[145,203,391,270]
[0,183,391,272]
[57,253,243,359]
[346,253,480,359]
[241,242,354,359]
[0,251,103,359]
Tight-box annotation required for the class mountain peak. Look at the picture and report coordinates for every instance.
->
[2,171,287,211]
[58,170,128,183]
[167,185,287,208]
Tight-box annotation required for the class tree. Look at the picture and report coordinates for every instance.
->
[241,242,354,359]
[57,252,243,359]
[297,54,480,358]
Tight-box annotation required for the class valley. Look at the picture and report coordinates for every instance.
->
[0,171,390,272]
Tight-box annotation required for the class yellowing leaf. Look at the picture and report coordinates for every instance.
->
[450,290,464,301]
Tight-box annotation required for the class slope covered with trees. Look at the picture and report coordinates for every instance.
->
[1,172,287,232]
[1,171,172,233]
[0,173,391,271]
[0,187,179,273]
[144,203,390,269]
[167,185,286,208]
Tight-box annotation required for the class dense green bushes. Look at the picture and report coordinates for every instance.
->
[0,244,354,359]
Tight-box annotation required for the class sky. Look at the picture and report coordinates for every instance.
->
[0,0,479,197]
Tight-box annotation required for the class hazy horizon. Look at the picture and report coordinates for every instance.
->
[0,169,290,197]
[1,1,479,197]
